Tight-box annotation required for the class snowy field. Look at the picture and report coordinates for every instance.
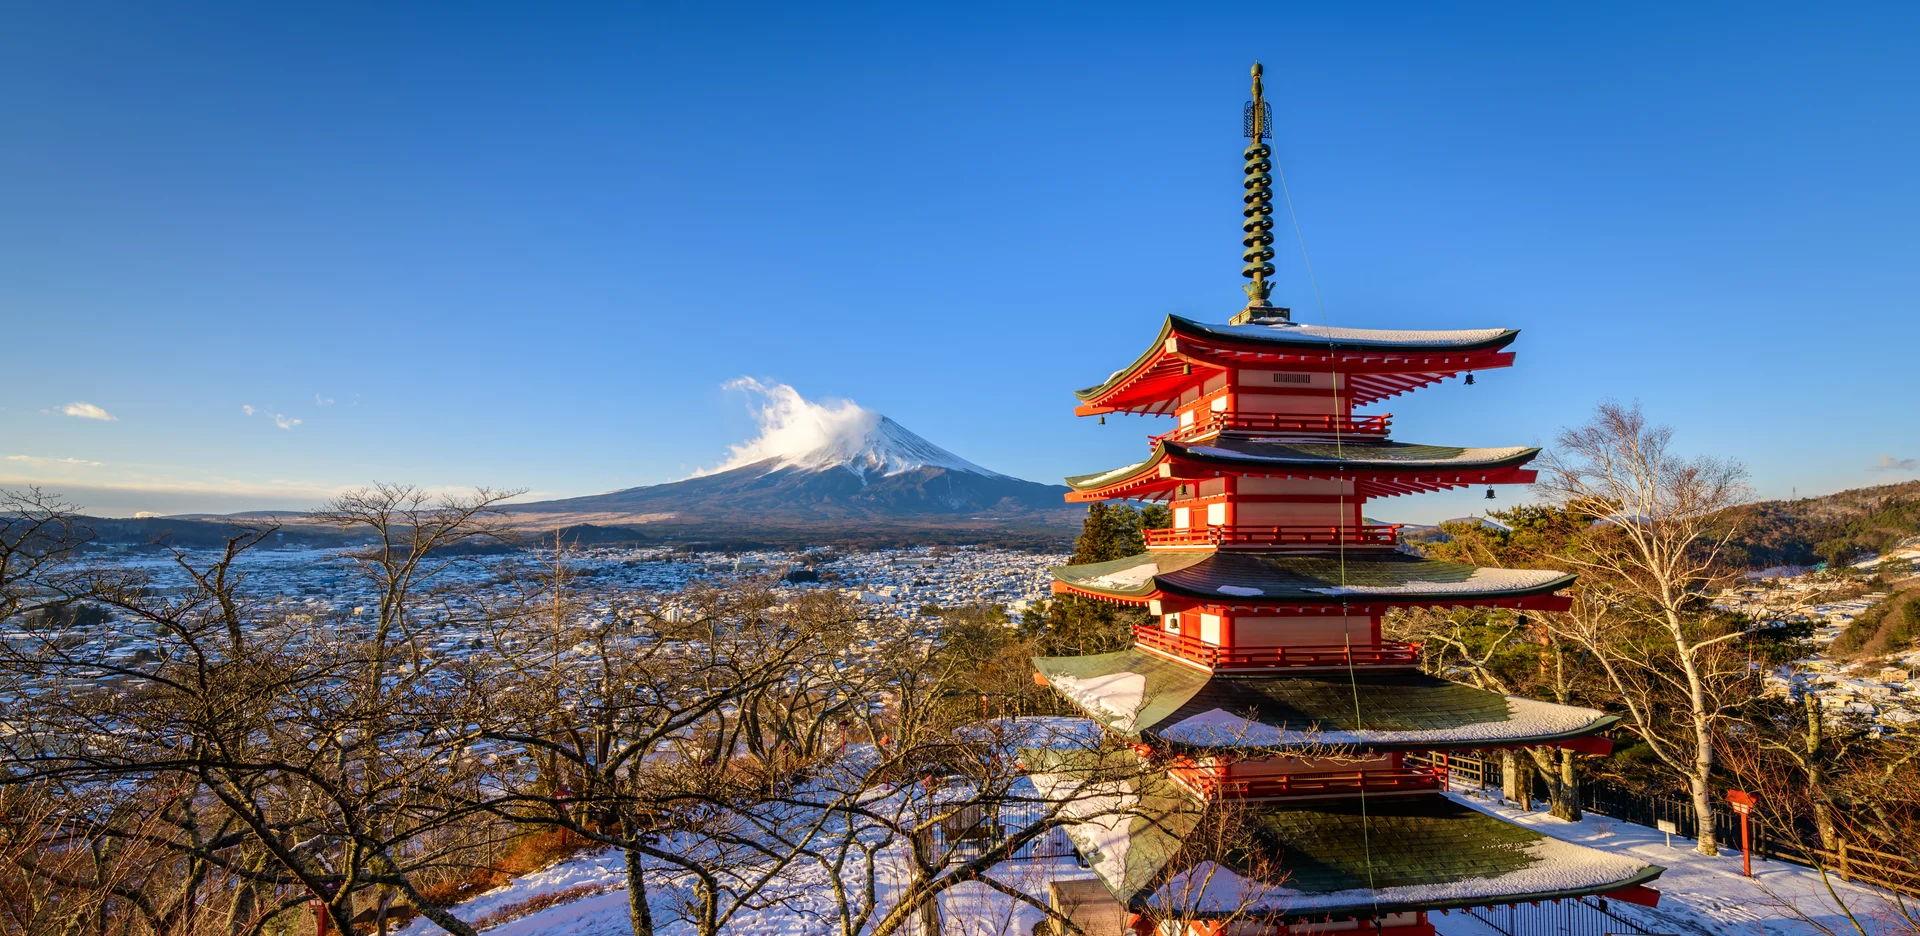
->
[1439,790,1902,935]
[395,787,1909,936]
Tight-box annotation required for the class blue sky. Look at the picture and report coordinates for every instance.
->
[3,2,1916,522]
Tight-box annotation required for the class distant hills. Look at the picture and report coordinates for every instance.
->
[39,474,1920,560]
[1715,480,1920,569]
[36,414,1081,552]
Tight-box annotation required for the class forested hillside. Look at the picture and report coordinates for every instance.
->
[1712,480,1920,568]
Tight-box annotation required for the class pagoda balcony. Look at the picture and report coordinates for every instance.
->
[1169,765,1446,801]
[1150,412,1392,445]
[1133,626,1422,670]
[1143,523,1402,550]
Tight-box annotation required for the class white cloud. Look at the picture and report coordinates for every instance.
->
[7,455,104,467]
[696,378,878,476]
[273,413,302,430]
[315,394,335,406]
[60,402,116,422]
[242,404,255,416]
[1869,454,1918,472]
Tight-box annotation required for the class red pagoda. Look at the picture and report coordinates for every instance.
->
[1029,64,1664,935]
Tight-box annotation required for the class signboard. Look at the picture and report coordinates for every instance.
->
[1656,819,1678,834]
[1727,789,1759,816]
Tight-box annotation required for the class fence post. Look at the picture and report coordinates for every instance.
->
[1839,840,1850,883]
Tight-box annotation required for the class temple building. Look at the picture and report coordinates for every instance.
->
[1028,64,1664,935]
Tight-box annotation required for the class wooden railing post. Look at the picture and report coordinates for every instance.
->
[1839,840,1850,883]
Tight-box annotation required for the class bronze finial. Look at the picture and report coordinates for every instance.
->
[1241,63,1277,312]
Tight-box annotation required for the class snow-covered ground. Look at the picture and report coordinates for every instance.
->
[1441,790,1904,936]
[396,788,1912,936]
[393,843,1091,936]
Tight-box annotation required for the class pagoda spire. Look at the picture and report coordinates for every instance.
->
[1241,62,1280,315]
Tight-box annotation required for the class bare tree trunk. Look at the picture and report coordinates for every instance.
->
[913,830,942,936]
[624,842,654,936]
[1502,750,1533,811]
[1551,748,1582,821]
[1804,692,1839,851]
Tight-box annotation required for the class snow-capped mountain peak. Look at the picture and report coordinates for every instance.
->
[773,415,1004,479]
[699,380,1006,481]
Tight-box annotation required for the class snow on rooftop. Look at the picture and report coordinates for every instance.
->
[1075,459,1150,487]
[1149,832,1650,914]
[1179,443,1535,465]
[1303,567,1565,597]
[1045,669,1149,732]
[1083,560,1161,590]
[1160,695,1606,746]
[1204,320,1514,348]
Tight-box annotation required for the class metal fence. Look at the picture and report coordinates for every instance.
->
[939,800,1080,862]
[1454,895,1659,935]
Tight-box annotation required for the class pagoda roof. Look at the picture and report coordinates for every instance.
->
[1026,760,1660,921]
[1031,647,1615,751]
[1075,315,1521,413]
[1065,438,1540,501]
[1051,550,1575,610]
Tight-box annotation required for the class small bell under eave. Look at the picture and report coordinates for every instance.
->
[1465,372,1476,386]
[1098,416,1106,425]
[1183,362,1194,376]
[1485,486,1497,500]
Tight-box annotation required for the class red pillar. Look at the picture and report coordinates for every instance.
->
[1742,812,1753,877]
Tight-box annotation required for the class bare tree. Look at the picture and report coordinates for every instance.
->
[472,556,879,936]
[0,486,521,935]
[0,488,93,622]
[1536,401,1752,854]
[1389,509,1602,821]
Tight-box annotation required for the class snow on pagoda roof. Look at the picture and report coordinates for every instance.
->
[1052,550,1575,604]
[1032,647,1615,751]
[1184,316,1518,350]
[1027,763,1661,920]
[1064,439,1541,493]
[1074,315,1521,409]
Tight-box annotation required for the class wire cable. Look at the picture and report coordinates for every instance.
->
[1275,149,1385,919]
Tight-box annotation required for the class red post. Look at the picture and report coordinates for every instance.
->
[1742,811,1753,877]
[1728,790,1760,877]
[310,898,330,936]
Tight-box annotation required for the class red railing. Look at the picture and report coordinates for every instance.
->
[1170,766,1445,800]
[1133,626,1421,670]
[1151,412,1392,445]
[1143,523,1402,549]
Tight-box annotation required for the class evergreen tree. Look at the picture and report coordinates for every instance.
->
[1023,502,1165,655]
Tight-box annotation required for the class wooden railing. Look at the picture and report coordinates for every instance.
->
[1170,766,1444,800]
[1143,523,1401,549]
[1822,842,1920,897]
[1133,626,1421,670]
[1152,412,1391,445]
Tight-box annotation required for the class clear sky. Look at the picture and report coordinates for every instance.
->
[3,2,1917,522]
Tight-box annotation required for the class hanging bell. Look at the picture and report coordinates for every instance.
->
[1183,362,1194,376]
[1098,416,1106,425]
[1485,486,1497,500]
[1465,372,1476,386]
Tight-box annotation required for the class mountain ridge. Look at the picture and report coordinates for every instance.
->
[502,412,1079,538]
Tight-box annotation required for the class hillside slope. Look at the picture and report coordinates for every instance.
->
[1715,480,1920,568]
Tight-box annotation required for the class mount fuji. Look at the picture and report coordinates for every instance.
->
[506,411,1077,542]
